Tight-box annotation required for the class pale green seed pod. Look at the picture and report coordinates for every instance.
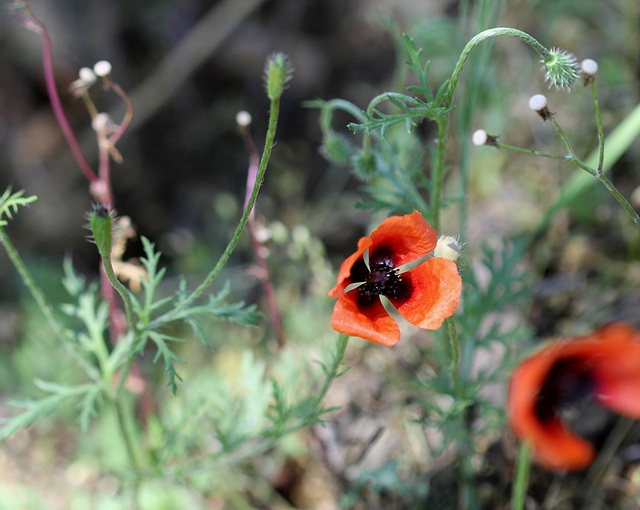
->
[89,204,113,257]
[264,53,293,101]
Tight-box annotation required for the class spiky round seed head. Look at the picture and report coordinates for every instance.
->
[528,94,548,112]
[472,129,488,146]
[581,59,598,76]
[542,48,580,92]
[93,60,112,77]
[236,110,252,127]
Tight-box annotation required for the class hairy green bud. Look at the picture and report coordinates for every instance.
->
[264,53,293,101]
[353,152,377,182]
[89,203,113,257]
[322,132,352,166]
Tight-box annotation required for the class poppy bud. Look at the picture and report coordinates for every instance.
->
[89,204,113,257]
[434,235,461,262]
[264,53,293,101]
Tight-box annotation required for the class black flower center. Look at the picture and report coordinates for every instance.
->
[343,244,412,309]
[534,357,596,424]
[358,259,404,304]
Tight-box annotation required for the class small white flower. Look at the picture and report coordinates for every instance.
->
[92,113,111,132]
[581,59,598,76]
[78,67,96,84]
[236,110,252,127]
[472,129,488,147]
[528,94,548,112]
[93,60,112,77]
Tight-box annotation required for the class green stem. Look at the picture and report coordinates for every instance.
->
[101,253,140,338]
[512,440,532,510]
[431,120,448,230]
[494,141,571,161]
[590,81,606,174]
[169,96,282,315]
[548,117,640,228]
[446,317,464,398]
[113,398,144,509]
[0,227,98,379]
[312,334,349,413]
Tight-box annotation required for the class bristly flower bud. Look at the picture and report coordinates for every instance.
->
[435,235,462,262]
[528,94,553,121]
[353,151,377,182]
[264,53,293,101]
[541,47,580,92]
[322,132,351,166]
[472,129,499,147]
[581,59,598,85]
[88,203,113,257]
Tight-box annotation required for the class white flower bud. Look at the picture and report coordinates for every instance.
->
[78,67,96,84]
[434,235,461,262]
[581,59,598,76]
[528,94,548,112]
[236,110,252,127]
[472,129,488,146]
[93,60,112,77]
[92,113,111,132]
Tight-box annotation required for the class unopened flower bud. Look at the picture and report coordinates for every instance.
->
[236,110,252,128]
[434,235,461,262]
[79,67,96,84]
[89,203,113,257]
[472,129,499,147]
[69,67,97,96]
[264,53,293,101]
[528,94,552,121]
[581,59,598,85]
[93,60,112,78]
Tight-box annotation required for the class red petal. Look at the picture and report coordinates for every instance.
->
[507,323,640,471]
[590,324,640,418]
[391,257,461,330]
[328,236,372,298]
[508,349,595,470]
[330,292,400,347]
[369,210,437,267]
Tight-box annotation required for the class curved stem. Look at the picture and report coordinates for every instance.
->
[6,0,97,182]
[166,96,283,314]
[444,27,551,109]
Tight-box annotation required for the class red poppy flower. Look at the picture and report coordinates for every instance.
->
[508,323,640,471]
[328,211,461,347]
